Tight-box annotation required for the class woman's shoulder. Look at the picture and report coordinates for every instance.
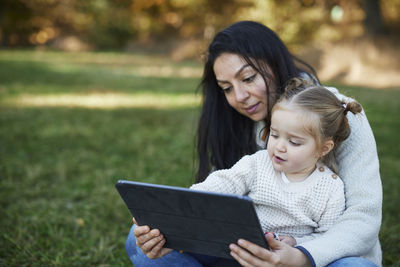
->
[323,86,354,102]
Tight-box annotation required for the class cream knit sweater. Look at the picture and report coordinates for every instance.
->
[191,150,346,245]
[193,86,382,267]
[254,87,382,266]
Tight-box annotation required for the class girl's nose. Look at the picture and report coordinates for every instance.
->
[276,139,286,152]
[234,85,250,102]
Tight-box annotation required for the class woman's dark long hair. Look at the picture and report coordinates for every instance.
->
[196,20,317,182]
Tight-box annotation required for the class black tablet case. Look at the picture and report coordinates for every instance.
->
[116,180,268,259]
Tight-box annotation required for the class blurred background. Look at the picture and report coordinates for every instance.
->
[2,0,400,87]
[1,0,399,266]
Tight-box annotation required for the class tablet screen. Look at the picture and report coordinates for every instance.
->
[116,180,268,259]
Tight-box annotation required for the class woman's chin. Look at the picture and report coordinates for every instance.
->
[245,112,265,122]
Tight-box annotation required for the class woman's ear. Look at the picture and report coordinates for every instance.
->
[320,139,334,157]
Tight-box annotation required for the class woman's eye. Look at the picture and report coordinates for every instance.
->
[243,74,256,83]
[222,86,232,93]
[270,134,278,139]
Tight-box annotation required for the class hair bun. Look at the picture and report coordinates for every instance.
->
[343,101,362,115]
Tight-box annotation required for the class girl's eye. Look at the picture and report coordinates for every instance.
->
[270,133,278,139]
[243,74,256,83]
[289,140,301,146]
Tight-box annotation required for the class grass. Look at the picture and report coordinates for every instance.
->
[0,50,399,266]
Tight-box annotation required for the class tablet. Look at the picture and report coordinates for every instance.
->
[115,180,268,259]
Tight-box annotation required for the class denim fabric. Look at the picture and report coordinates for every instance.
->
[125,225,241,267]
[126,225,377,267]
[327,257,378,267]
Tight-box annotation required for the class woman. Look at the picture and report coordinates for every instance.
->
[126,21,382,267]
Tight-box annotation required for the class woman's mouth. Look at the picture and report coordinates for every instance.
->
[245,103,259,114]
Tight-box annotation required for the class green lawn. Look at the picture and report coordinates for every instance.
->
[0,50,399,266]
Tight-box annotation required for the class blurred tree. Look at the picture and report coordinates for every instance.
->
[0,0,136,48]
[130,0,253,42]
[0,0,398,49]
[363,0,385,35]
[1,0,34,46]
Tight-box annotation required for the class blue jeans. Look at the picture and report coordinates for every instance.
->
[125,225,377,267]
[327,257,378,267]
[125,225,241,266]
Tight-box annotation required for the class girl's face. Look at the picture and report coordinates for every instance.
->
[213,53,274,122]
[267,107,323,181]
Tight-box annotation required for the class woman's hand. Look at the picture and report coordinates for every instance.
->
[229,233,311,267]
[132,217,172,259]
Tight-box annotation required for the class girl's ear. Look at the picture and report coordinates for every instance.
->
[320,139,334,157]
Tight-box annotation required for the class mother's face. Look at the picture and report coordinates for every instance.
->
[213,53,275,122]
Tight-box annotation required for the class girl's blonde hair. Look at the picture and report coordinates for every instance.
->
[272,77,362,173]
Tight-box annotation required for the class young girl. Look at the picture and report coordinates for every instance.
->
[190,77,362,247]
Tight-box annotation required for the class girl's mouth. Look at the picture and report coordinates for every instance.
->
[273,155,286,163]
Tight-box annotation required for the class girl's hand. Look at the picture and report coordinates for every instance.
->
[229,233,311,267]
[132,217,173,259]
[279,235,297,247]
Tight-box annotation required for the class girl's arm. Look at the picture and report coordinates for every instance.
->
[297,107,382,267]
[190,151,265,195]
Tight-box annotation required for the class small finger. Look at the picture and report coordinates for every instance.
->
[132,217,138,225]
[159,247,173,258]
[230,243,257,265]
[238,239,270,258]
[134,225,150,237]
[230,250,250,267]
[142,234,164,253]
[137,229,160,245]
[264,233,283,250]
[234,240,269,265]
[146,238,166,259]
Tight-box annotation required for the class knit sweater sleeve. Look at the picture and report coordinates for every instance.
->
[298,90,382,267]
[295,179,345,245]
[190,152,260,195]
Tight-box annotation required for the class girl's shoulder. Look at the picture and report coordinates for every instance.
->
[251,149,270,161]
[246,150,273,169]
[320,163,343,181]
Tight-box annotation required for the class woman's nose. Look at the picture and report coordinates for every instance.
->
[234,85,250,102]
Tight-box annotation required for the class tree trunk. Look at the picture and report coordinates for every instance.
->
[363,0,385,35]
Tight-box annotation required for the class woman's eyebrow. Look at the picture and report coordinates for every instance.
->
[234,64,251,78]
[216,64,251,83]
